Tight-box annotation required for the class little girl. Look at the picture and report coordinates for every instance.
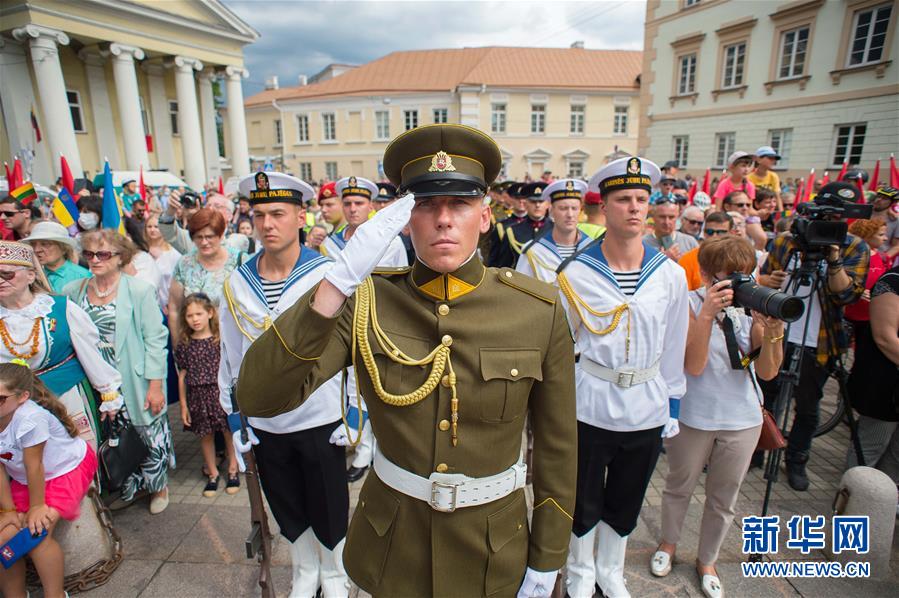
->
[174,293,239,497]
[0,360,98,598]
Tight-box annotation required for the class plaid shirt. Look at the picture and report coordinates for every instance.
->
[762,232,870,365]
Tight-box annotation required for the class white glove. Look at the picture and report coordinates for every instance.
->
[323,193,414,296]
[516,568,558,598]
[232,428,260,473]
[661,417,680,439]
[329,424,351,447]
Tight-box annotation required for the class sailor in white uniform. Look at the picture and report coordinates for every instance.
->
[219,171,351,598]
[560,158,689,598]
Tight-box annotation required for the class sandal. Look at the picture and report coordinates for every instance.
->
[203,475,220,498]
[225,473,240,495]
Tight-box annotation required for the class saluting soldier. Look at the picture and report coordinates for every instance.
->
[236,124,577,598]
[559,158,689,598]
[219,172,351,598]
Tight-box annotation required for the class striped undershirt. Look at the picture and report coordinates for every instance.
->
[556,244,577,259]
[612,269,641,296]
[259,278,287,310]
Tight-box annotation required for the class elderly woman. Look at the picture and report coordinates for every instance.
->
[22,221,91,293]
[651,236,784,598]
[62,230,171,514]
[0,241,121,446]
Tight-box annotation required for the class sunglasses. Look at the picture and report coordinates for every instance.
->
[704,228,729,236]
[729,203,752,208]
[0,268,28,281]
[683,218,704,226]
[0,211,21,218]
[82,250,119,262]
[0,393,18,404]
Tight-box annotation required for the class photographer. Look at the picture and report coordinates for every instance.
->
[757,182,870,491]
[159,189,204,254]
[652,235,784,598]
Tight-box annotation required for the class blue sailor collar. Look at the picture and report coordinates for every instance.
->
[329,228,348,250]
[236,246,331,308]
[574,238,668,294]
[536,230,591,259]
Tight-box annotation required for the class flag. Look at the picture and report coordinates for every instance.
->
[836,160,848,182]
[891,154,899,188]
[868,159,880,191]
[11,158,23,190]
[3,163,11,189]
[51,189,80,236]
[30,107,42,143]
[10,182,37,206]
[803,168,816,203]
[101,160,125,235]
[793,180,803,210]
[60,154,75,195]
[217,176,224,195]
[139,165,150,217]
[855,174,865,196]
[701,168,711,195]
[687,179,698,203]
[820,171,830,187]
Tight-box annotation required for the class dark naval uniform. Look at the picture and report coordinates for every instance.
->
[236,124,577,598]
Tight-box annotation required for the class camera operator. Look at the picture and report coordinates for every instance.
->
[757,182,871,491]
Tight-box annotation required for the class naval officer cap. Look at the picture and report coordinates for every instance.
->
[375,182,397,202]
[520,182,549,201]
[542,178,587,203]
[588,156,661,196]
[336,176,379,201]
[239,171,315,206]
[506,182,525,199]
[383,124,502,198]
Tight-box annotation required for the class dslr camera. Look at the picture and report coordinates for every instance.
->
[791,182,873,256]
[180,191,201,209]
[725,273,804,322]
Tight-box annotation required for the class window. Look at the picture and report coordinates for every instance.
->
[768,128,792,167]
[685,0,700,6]
[531,104,545,134]
[65,90,85,133]
[299,162,312,181]
[404,110,418,131]
[491,103,506,134]
[570,104,585,134]
[721,42,746,88]
[375,110,390,140]
[168,100,179,135]
[296,114,309,142]
[832,124,867,166]
[714,132,736,168]
[678,54,697,94]
[613,106,629,135]
[322,113,336,141]
[568,161,584,178]
[325,161,338,180]
[848,3,893,66]
[673,136,689,168]
[432,108,448,124]
[778,26,809,78]
[274,119,282,146]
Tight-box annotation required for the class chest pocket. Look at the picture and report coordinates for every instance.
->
[367,330,434,398]
[479,348,543,422]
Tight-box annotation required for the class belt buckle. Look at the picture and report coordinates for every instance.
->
[430,481,458,512]
[616,370,635,388]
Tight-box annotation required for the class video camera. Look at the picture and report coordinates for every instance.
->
[181,191,201,209]
[790,182,873,255]
[725,273,804,322]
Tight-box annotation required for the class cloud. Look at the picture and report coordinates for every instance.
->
[223,0,646,95]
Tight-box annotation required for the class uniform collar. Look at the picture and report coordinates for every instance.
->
[411,253,486,302]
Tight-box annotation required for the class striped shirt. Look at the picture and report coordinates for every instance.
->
[612,269,641,296]
[260,278,287,310]
[556,244,577,260]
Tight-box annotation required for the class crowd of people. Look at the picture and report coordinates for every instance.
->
[0,129,897,598]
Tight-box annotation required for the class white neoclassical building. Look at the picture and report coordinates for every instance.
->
[0,0,258,188]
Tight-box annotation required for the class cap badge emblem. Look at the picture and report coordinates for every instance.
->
[348,176,357,187]
[837,188,855,199]
[379,187,387,196]
[566,180,574,191]
[627,158,641,175]
[429,151,456,173]
[535,187,542,194]
[255,172,270,191]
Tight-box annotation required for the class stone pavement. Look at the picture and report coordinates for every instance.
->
[73,383,899,598]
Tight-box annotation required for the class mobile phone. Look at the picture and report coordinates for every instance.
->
[0,527,48,569]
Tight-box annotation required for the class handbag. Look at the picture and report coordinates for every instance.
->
[757,405,787,451]
[98,412,149,491]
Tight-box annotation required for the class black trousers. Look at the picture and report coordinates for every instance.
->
[572,421,663,537]
[253,420,349,547]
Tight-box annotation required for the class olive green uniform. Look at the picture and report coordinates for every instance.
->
[236,256,577,597]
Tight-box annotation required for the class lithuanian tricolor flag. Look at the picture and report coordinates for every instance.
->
[10,182,37,206]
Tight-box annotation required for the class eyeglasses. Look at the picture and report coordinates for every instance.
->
[683,218,704,226]
[0,211,21,217]
[0,268,27,281]
[192,234,220,243]
[82,250,119,262]
[704,228,729,236]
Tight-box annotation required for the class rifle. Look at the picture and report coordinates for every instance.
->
[230,388,275,598]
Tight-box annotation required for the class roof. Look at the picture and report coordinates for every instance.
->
[245,46,641,107]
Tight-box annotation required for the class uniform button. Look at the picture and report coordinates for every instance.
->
[436,463,449,473]
[504,271,513,278]
[438,419,450,431]
[441,375,451,387]
[510,368,519,377]
[441,334,453,347]
[437,304,450,316]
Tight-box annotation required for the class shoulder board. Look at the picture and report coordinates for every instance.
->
[496,268,556,305]
[372,266,411,276]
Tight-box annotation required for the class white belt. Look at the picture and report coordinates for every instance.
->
[372,449,526,513]
[578,356,660,389]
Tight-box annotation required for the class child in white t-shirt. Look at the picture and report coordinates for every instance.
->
[0,361,98,598]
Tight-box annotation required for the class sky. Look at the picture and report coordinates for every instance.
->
[222,0,647,96]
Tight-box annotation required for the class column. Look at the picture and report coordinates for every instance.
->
[198,70,221,183]
[79,49,121,168]
[106,43,148,170]
[143,62,175,171]
[171,56,206,190]
[12,25,83,176]
[224,66,250,178]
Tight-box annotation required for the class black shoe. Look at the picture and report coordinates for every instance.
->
[203,475,220,498]
[785,454,809,491]
[225,473,240,495]
[347,465,368,483]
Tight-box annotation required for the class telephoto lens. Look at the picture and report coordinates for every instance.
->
[728,274,805,322]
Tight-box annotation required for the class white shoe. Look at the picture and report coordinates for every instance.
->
[595,521,630,598]
[149,489,169,514]
[699,572,723,598]
[319,537,350,598]
[565,529,597,597]
[650,549,672,577]
[288,529,321,598]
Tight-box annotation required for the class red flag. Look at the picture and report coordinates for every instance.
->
[30,107,41,143]
[701,168,711,195]
[803,168,816,203]
[836,161,848,182]
[139,165,149,217]
[793,179,804,210]
[855,174,865,196]
[60,154,75,195]
[217,176,224,195]
[868,159,880,191]
[891,154,899,188]
[3,163,11,189]
[11,158,23,189]
[820,171,830,187]
[687,179,698,203]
